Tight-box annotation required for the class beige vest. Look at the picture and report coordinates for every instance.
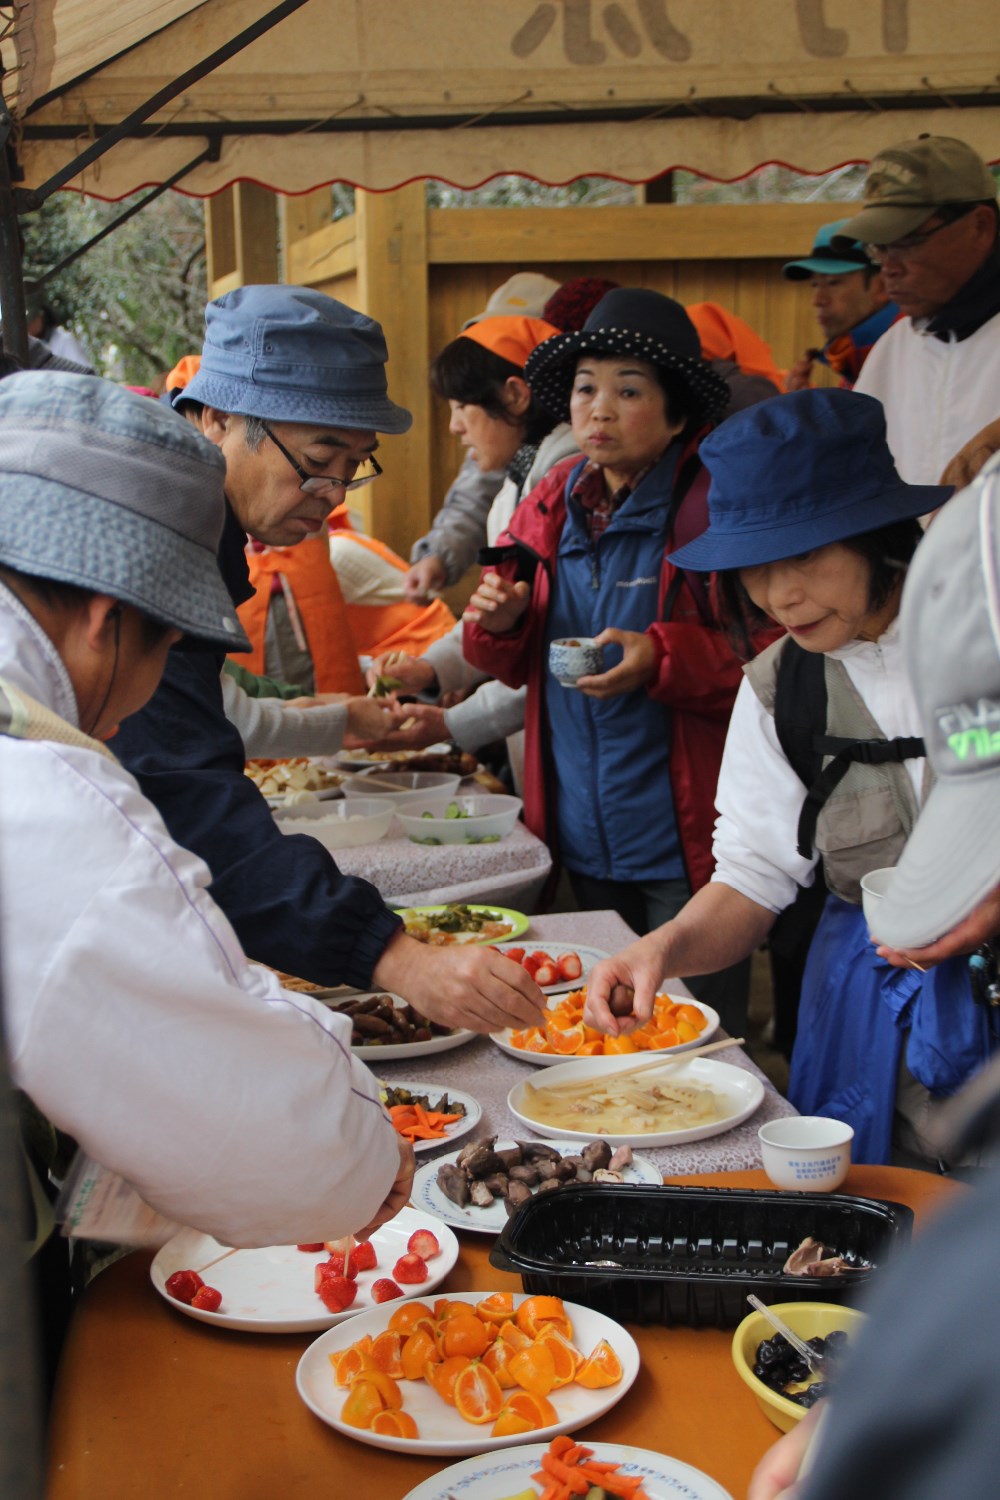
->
[744,637,928,904]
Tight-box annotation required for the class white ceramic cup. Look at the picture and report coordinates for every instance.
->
[548,637,604,687]
[860,866,895,934]
[757,1116,853,1192]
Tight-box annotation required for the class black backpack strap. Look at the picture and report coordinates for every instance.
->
[476,540,539,590]
[795,734,925,860]
[772,640,829,791]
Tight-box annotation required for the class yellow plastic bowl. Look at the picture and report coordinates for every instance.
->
[731,1301,867,1433]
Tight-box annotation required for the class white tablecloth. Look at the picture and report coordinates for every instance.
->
[334,819,553,910]
[374,911,795,1177]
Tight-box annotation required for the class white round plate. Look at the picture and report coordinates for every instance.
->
[296,1291,640,1457]
[509,1054,765,1148]
[150,1207,458,1333]
[334,744,453,771]
[401,1441,734,1500]
[313,991,477,1061]
[492,994,720,1066]
[378,1080,482,1156]
[411,1138,663,1235]
[488,940,609,996]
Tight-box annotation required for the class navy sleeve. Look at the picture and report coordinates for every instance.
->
[112,647,401,989]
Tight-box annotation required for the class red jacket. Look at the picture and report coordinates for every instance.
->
[464,449,768,892]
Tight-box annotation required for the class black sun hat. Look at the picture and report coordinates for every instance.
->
[523,287,729,425]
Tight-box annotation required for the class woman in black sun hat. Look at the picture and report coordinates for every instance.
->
[462,288,772,1031]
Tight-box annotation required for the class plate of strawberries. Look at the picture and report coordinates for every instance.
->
[488,942,608,994]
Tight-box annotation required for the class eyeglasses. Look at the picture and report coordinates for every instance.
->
[260,421,382,494]
[864,204,976,264]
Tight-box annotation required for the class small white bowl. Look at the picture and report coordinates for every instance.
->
[860,866,895,933]
[758,1116,853,1192]
[272,796,394,850]
[341,770,461,810]
[396,793,523,845]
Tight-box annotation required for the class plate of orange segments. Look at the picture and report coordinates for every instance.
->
[491,990,719,1065]
[295,1289,640,1456]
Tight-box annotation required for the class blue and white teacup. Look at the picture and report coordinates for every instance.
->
[549,637,604,688]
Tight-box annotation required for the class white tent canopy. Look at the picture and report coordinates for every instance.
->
[8,0,1000,200]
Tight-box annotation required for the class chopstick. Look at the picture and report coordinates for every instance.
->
[525,1035,745,1095]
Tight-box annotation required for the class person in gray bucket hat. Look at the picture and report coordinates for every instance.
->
[113,284,546,1035]
[0,372,411,1266]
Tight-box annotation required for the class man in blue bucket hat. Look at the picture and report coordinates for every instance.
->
[113,285,546,1035]
[782,218,897,392]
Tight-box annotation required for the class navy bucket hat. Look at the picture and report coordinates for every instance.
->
[0,372,249,652]
[182,285,412,435]
[667,389,952,573]
[524,287,729,425]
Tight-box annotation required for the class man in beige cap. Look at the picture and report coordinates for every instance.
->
[833,135,1000,486]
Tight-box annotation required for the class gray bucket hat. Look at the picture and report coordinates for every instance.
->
[877,463,1000,949]
[0,372,250,652]
[182,285,413,434]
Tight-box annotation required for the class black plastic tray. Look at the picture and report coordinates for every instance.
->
[489,1183,913,1328]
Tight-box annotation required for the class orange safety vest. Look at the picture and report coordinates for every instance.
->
[327,515,457,660]
[233,534,366,696]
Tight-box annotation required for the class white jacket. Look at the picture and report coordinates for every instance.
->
[221,671,348,758]
[712,620,925,914]
[0,585,399,1248]
[854,308,1000,484]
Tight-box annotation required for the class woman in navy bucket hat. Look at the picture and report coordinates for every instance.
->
[585,389,996,1167]
[463,289,760,1033]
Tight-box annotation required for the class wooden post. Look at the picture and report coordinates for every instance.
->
[354,183,431,558]
[206,183,278,295]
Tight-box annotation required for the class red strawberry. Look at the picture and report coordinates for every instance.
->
[406,1228,440,1260]
[392,1253,429,1284]
[322,1251,358,1279]
[316,1273,357,1313]
[503,947,526,965]
[351,1240,378,1272]
[296,1243,325,1253]
[190,1284,222,1313]
[556,952,583,981]
[371,1278,404,1304]
[533,963,559,987]
[164,1269,204,1305]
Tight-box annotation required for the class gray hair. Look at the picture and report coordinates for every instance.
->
[242,414,268,452]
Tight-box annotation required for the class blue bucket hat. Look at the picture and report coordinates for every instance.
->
[782,219,875,281]
[667,389,951,573]
[0,372,249,652]
[182,285,412,435]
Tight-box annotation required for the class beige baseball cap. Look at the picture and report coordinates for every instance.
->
[833,135,997,248]
[462,271,561,328]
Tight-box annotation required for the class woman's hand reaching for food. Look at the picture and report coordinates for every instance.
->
[403,555,447,603]
[343,696,405,746]
[372,931,547,1033]
[366,651,438,697]
[463,573,530,634]
[354,702,449,751]
[353,1136,416,1242]
[576,628,658,698]
[583,934,670,1036]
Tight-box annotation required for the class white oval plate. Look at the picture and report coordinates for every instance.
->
[313,991,478,1061]
[509,1054,765,1148]
[379,1080,482,1156]
[296,1291,640,1457]
[150,1207,458,1333]
[411,1138,663,1235]
[492,993,720,1066]
[488,940,609,996]
[334,744,453,771]
[401,1441,734,1500]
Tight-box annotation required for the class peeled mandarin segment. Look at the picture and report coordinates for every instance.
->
[514,1296,566,1337]
[676,1019,700,1042]
[535,1325,584,1377]
[482,1338,520,1389]
[334,1344,375,1388]
[355,1368,403,1409]
[441,1314,490,1359]
[428,1354,471,1405]
[401,1328,439,1380]
[453,1361,504,1424]
[370,1409,418,1439]
[603,1033,638,1054]
[652,1029,679,1049]
[549,1023,585,1055]
[508,1340,557,1396]
[370,1330,405,1376]
[503,1389,558,1427]
[475,1292,514,1324]
[498,1321,533,1350]
[340,1379,386,1429]
[388,1301,433,1334]
[676,1003,706,1028]
[491,1408,536,1437]
[575,1338,623,1389]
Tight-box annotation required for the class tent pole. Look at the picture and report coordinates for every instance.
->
[0,88,27,365]
[16,0,312,210]
[30,142,219,290]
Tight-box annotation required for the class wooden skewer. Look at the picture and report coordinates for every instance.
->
[193,1246,240,1275]
[524,1035,745,1096]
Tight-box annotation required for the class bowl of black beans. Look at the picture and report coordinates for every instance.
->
[731,1302,866,1432]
